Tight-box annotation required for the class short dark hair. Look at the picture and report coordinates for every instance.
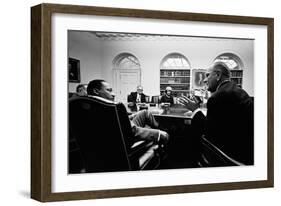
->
[87,79,105,95]
[76,84,87,93]
[213,62,231,78]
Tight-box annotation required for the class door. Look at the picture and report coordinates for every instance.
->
[115,70,140,103]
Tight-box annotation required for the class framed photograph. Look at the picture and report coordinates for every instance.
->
[192,69,206,90]
[31,3,274,202]
[68,57,81,83]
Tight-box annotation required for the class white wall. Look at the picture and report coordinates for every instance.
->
[2,0,280,206]
[68,31,102,92]
[70,33,254,96]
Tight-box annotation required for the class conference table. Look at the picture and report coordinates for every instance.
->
[126,102,207,169]
[126,103,206,132]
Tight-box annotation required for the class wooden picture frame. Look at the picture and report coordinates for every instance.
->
[31,3,274,202]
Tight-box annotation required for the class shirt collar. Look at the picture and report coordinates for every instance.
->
[216,79,231,92]
[88,95,115,104]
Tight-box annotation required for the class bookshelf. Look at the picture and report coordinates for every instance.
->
[230,70,243,88]
[160,69,190,96]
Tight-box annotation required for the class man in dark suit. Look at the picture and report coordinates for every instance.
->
[87,80,169,144]
[69,84,88,99]
[128,85,147,103]
[179,62,253,165]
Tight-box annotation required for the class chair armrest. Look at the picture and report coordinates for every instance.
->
[128,140,160,170]
[129,140,155,156]
[199,136,244,167]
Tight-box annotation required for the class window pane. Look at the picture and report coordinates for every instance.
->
[161,54,190,70]
[116,54,140,70]
[214,53,243,87]
[214,55,240,70]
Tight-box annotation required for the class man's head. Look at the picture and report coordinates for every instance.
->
[136,85,143,94]
[204,62,230,93]
[87,79,115,101]
[76,84,87,96]
[165,86,172,96]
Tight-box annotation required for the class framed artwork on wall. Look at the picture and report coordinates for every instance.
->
[192,69,206,90]
[31,3,274,202]
[68,57,81,83]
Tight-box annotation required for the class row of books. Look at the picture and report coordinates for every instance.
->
[161,70,242,78]
[160,91,191,97]
[160,84,190,91]
[231,78,243,85]
[230,70,243,77]
[160,77,190,84]
[160,70,190,76]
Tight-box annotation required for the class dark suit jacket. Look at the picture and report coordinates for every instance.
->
[205,81,254,165]
[128,92,147,103]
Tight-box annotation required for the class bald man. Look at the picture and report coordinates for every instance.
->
[128,85,147,103]
[179,62,254,165]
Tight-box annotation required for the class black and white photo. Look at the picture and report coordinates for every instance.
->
[31,4,273,201]
[68,31,255,174]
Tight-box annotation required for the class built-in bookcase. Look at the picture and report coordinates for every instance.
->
[230,70,243,88]
[160,69,190,96]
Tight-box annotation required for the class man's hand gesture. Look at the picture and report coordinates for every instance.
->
[178,95,200,112]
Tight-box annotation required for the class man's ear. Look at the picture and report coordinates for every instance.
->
[216,70,222,81]
[93,88,99,95]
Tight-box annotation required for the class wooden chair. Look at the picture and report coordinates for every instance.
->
[198,96,254,167]
[68,96,161,173]
[151,95,160,104]
[191,111,244,167]
[198,136,244,167]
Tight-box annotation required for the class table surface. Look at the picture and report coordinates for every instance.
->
[126,103,207,119]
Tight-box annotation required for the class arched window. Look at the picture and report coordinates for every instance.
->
[160,53,191,96]
[214,53,244,87]
[113,53,140,70]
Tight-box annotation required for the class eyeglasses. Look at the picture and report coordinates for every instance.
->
[205,70,218,78]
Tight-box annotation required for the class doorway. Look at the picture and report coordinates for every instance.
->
[114,70,140,103]
[113,53,141,102]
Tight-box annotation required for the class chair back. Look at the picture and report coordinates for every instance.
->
[127,94,131,103]
[68,92,75,98]
[151,95,160,103]
[69,96,133,173]
[145,96,150,103]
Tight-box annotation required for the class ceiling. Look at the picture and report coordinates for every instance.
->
[91,32,190,41]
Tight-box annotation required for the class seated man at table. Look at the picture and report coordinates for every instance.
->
[128,85,147,103]
[69,84,88,99]
[178,62,254,165]
[160,86,174,105]
[87,79,169,144]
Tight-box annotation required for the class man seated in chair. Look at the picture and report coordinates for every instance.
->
[87,79,169,144]
[69,84,88,99]
[179,62,254,165]
[128,85,148,103]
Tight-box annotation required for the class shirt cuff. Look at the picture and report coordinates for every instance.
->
[193,108,201,114]
[191,108,202,118]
